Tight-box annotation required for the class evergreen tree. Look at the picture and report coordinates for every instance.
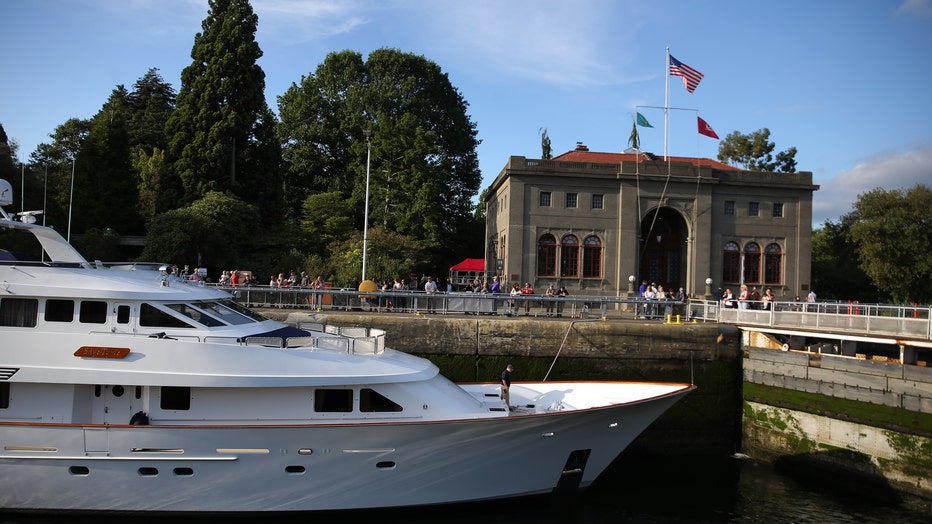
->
[165,0,282,218]
[127,68,176,152]
[73,86,143,235]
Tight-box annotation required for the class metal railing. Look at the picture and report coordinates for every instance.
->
[216,285,932,342]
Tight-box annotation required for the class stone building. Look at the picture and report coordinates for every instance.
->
[484,143,818,299]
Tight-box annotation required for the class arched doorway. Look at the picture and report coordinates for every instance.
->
[639,207,688,291]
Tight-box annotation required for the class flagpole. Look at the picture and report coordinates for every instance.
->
[664,47,670,161]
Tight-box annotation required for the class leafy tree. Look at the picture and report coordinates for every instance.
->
[717,128,797,173]
[278,48,482,258]
[27,118,91,230]
[139,191,261,271]
[299,191,355,254]
[811,217,882,302]
[165,0,283,217]
[327,227,428,287]
[847,184,932,303]
[277,50,368,209]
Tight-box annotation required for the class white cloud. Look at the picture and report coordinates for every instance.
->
[422,0,642,88]
[253,0,370,45]
[896,0,932,17]
[812,140,932,225]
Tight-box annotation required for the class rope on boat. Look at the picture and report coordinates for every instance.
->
[543,319,597,381]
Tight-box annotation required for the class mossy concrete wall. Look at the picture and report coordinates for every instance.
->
[272,311,743,456]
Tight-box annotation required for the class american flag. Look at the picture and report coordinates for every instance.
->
[669,55,703,93]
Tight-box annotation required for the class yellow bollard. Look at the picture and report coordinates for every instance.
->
[665,314,671,324]
[676,314,681,324]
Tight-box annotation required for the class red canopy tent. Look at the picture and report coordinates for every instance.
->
[449,258,485,272]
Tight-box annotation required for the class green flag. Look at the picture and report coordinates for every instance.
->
[636,112,654,128]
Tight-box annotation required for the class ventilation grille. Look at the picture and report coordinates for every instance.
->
[0,368,19,380]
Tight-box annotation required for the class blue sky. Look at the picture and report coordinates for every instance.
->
[2,0,930,226]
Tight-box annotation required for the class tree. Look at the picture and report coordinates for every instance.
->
[27,118,92,230]
[165,0,282,217]
[847,184,932,303]
[717,128,797,173]
[277,50,368,209]
[299,191,355,254]
[127,67,176,153]
[327,227,428,287]
[278,48,482,257]
[139,191,261,271]
[811,217,882,302]
[71,86,144,235]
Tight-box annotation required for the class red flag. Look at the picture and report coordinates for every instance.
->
[698,117,718,139]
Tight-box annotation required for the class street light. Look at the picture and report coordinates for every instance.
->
[361,130,372,282]
[705,277,713,298]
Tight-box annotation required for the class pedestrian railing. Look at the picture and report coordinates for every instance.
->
[216,285,932,341]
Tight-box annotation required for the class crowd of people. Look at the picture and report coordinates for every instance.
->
[714,284,815,310]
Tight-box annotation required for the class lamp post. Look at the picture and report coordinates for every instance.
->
[705,277,713,299]
[361,130,372,282]
[627,275,636,296]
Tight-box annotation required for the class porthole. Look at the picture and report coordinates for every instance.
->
[138,467,158,476]
[69,466,90,476]
[112,385,125,397]
[285,465,306,474]
[173,467,194,476]
[376,461,396,469]
[298,448,313,455]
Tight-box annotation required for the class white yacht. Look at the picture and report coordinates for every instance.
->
[0,179,693,513]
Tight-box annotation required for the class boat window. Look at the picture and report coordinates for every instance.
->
[0,298,38,327]
[140,303,195,328]
[117,305,131,324]
[360,388,403,412]
[160,386,191,410]
[0,382,9,409]
[45,299,75,322]
[79,301,108,324]
[192,301,254,325]
[167,303,225,327]
[314,389,353,413]
[218,299,267,322]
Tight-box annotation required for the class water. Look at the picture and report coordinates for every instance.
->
[2,453,928,523]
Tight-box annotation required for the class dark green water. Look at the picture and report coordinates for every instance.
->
[4,453,928,523]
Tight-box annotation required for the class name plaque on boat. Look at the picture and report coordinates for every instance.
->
[74,346,131,359]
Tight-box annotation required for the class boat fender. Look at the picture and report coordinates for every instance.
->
[130,411,149,425]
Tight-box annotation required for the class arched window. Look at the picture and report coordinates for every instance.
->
[722,242,740,283]
[582,235,602,278]
[764,243,783,284]
[744,242,761,284]
[560,235,579,278]
[537,234,556,277]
